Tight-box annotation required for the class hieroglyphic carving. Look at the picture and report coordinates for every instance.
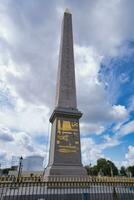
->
[57,119,79,153]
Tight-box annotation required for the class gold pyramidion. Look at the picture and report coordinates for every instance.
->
[65,8,71,14]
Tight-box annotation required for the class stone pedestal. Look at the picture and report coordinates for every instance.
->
[45,108,87,176]
[45,165,87,176]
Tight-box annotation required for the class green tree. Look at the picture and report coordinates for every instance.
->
[85,165,90,175]
[85,158,119,176]
[127,166,134,177]
[97,158,109,176]
[120,166,127,176]
[2,168,11,175]
[90,165,98,176]
[107,160,118,176]
[85,165,99,176]
[97,158,118,176]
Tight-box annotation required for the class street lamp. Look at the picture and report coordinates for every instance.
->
[107,161,113,177]
[17,156,23,180]
[0,163,1,176]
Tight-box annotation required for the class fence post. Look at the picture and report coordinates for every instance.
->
[82,192,88,200]
[113,187,119,200]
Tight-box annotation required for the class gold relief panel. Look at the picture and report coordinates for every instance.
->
[57,120,78,133]
[56,119,80,154]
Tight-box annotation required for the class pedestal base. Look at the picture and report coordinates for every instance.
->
[45,165,87,176]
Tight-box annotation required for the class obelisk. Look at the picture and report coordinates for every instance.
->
[45,9,87,176]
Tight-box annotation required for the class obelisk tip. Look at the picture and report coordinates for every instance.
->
[64,8,71,14]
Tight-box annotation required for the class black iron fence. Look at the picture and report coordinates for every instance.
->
[0,176,134,199]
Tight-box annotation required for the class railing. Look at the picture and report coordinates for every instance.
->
[0,176,134,199]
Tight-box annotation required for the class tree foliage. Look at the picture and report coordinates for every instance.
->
[85,158,118,176]
[127,166,134,177]
[120,166,127,176]
[85,158,134,177]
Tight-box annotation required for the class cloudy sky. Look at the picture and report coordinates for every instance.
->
[0,0,134,169]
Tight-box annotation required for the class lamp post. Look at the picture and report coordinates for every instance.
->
[0,163,1,176]
[17,156,23,180]
[107,161,113,177]
[89,163,92,176]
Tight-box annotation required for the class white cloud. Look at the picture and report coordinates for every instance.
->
[128,95,134,113]
[81,135,120,165]
[75,46,128,131]
[125,145,134,166]
[0,126,14,141]
[110,105,128,121]
[101,135,120,149]
[81,137,104,165]
[0,150,6,160]
[121,145,134,167]
[75,45,102,80]
[118,120,134,137]
[81,122,105,135]
[69,0,134,56]
[0,104,50,134]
